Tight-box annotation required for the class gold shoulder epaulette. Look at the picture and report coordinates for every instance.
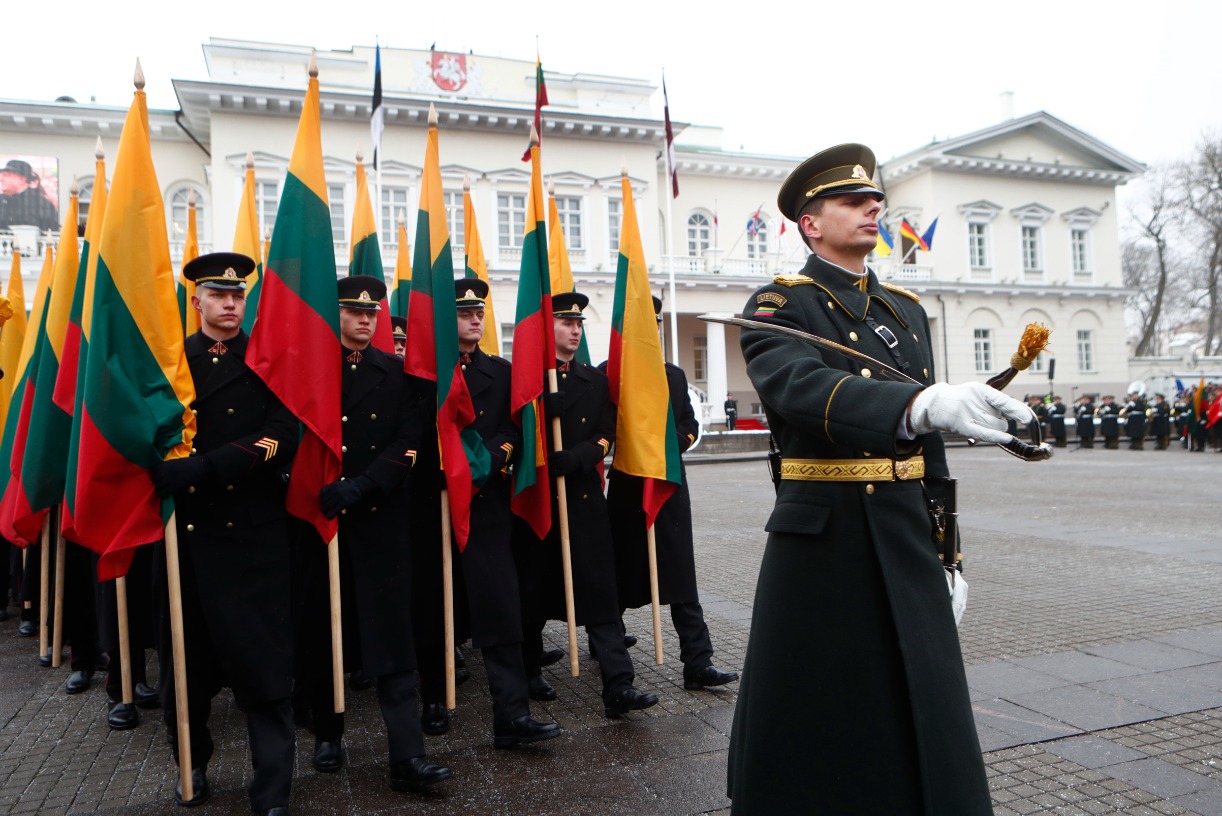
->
[773,273,814,287]
[881,282,920,303]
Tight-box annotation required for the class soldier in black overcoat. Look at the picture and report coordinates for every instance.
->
[1098,394,1121,448]
[1048,395,1068,447]
[412,279,559,749]
[728,145,1033,814]
[515,292,659,718]
[310,275,452,793]
[1150,393,1172,449]
[151,253,299,813]
[1076,395,1096,447]
[1123,391,1148,449]
[606,297,737,691]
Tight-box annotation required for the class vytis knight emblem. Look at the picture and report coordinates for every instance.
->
[431,53,468,92]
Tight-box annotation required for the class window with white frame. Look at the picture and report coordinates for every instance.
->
[256,179,279,236]
[968,222,990,269]
[1011,203,1053,281]
[958,201,1002,275]
[498,192,527,249]
[328,184,346,245]
[607,198,622,254]
[500,322,515,361]
[1021,225,1043,276]
[1077,329,1094,372]
[693,336,707,383]
[974,328,993,373]
[167,184,208,247]
[381,186,411,247]
[1029,351,1046,373]
[746,220,768,259]
[553,195,583,250]
[1071,228,1092,278]
[77,177,95,229]
[444,190,465,251]
[688,212,712,256]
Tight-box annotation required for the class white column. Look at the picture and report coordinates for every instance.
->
[707,313,729,425]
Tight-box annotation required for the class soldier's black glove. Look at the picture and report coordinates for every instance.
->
[152,456,214,498]
[542,390,564,417]
[320,476,374,519]
[548,448,580,476]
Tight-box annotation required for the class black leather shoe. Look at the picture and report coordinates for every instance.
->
[107,701,139,730]
[348,669,372,690]
[254,808,290,816]
[623,633,638,649]
[313,740,342,773]
[388,756,452,792]
[604,687,658,718]
[528,674,557,701]
[134,682,160,708]
[684,665,740,690]
[539,647,564,667]
[493,715,561,748]
[420,702,449,736]
[174,767,209,807]
[65,670,93,694]
[17,620,35,637]
[38,653,52,667]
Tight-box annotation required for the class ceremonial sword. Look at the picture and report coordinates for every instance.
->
[699,314,1053,462]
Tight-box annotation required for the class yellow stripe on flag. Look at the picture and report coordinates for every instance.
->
[465,187,498,355]
[44,194,79,361]
[548,193,575,295]
[0,251,30,427]
[288,72,329,204]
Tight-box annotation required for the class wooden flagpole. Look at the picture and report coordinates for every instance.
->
[38,517,49,662]
[646,525,664,665]
[163,513,193,802]
[547,368,580,678]
[327,535,345,714]
[115,576,133,704]
[51,527,65,668]
[440,490,456,710]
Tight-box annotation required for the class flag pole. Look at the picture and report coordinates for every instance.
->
[547,368,580,678]
[327,534,345,713]
[661,74,679,365]
[51,528,65,668]
[116,576,134,704]
[440,488,456,709]
[646,524,664,665]
[163,513,193,802]
[38,516,49,661]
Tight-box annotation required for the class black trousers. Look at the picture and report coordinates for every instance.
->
[96,546,154,700]
[671,600,715,672]
[419,642,530,726]
[64,543,99,672]
[376,670,426,762]
[585,621,635,705]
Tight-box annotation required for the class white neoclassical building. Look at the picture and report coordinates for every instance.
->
[0,39,1145,424]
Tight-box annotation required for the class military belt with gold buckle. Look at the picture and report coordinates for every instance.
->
[779,456,925,482]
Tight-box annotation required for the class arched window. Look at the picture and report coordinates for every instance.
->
[77,177,96,231]
[166,183,209,252]
[747,219,769,259]
[687,212,711,256]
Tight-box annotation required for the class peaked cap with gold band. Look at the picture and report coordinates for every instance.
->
[338,274,386,311]
[183,251,254,290]
[777,143,884,222]
[552,291,589,320]
[454,277,489,308]
[390,315,407,339]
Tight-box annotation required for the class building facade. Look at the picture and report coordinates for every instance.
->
[0,39,1145,424]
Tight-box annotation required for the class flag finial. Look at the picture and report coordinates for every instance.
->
[547,177,555,196]
[246,150,254,170]
[398,208,406,227]
[95,136,104,160]
[356,148,364,163]
[428,103,437,127]
[133,59,145,91]
[264,225,270,240]
[529,123,539,147]
[309,50,318,78]
[463,173,470,192]
[621,158,628,178]
[70,176,79,196]
[188,188,196,207]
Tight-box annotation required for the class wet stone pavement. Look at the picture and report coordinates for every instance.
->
[1,444,1220,814]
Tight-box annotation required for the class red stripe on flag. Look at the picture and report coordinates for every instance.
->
[439,365,477,548]
[642,477,678,530]
[53,323,81,415]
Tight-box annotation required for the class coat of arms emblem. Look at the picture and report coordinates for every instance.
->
[431,52,468,92]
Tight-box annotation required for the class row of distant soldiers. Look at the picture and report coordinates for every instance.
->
[1027,392,1204,450]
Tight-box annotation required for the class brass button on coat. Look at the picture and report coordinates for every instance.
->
[341,445,348,453]
[865,484,875,495]
[849,331,859,341]
[186,524,195,532]
[226,522,234,529]
[187,486,196,493]
[861,368,872,378]
[227,408,234,415]
[341,416,348,422]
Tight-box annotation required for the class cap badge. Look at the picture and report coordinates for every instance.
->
[463,289,477,300]
[359,290,372,302]
[223,268,238,279]
[851,164,869,180]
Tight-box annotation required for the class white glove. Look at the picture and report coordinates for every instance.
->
[909,382,1035,444]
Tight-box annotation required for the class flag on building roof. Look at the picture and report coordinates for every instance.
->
[746,208,762,236]
[70,70,197,580]
[0,190,78,546]
[405,105,489,550]
[663,75,679,199]
[371,42,385,170]
[464,179,498,356]
[175,189,201,335]
[547,185,590,365]
[606,172,681,528]
[350,154,394,354]
[521,53,549,162]
[900,218,929,251]
[509,128,554,540]
[247,56,343,546]
[58,144,107,542]
[389,210,411,317]
[235,152,263,332]
[875,219,894,257]
[920,216,939,251]
[0,246,36,545]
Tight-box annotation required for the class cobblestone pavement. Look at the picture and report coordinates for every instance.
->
[0,444,1219,814]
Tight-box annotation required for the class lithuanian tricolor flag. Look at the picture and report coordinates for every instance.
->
[405,105,488,550]
[175,191,201,335]
[0,246,30,431]
[464,180,498,356]
[389,211,411,317]
[606,173,681,527]
[350,155,394,353]
[72,76,197,580]
[234,152,263,333]
[509,131,554,539]
[0,191,78,546]
[247,60,343,545]
[58,146,107,542]
[547,187,590,365]
[0,248,38,546]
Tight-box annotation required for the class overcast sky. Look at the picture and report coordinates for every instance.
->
[5,1,1217,184]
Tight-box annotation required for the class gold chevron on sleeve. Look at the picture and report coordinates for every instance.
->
[405,449,417,465]
[597,438,611,457]
[253,438,279,461]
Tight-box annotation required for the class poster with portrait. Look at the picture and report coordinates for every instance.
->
[0,154,60,233]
